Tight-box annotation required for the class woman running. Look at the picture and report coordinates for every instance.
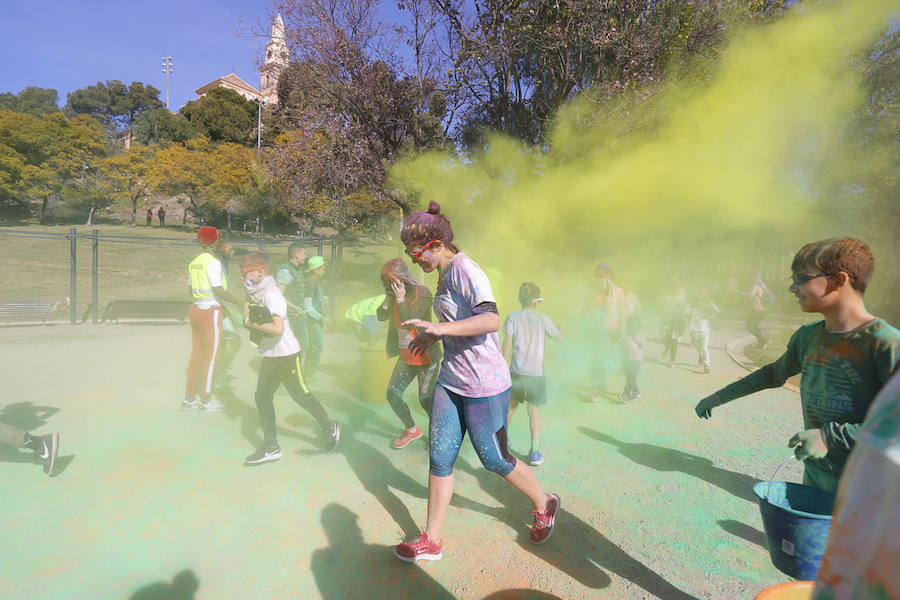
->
[393,202,560,563]
[377,258,442,449]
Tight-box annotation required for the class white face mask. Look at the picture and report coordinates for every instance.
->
[243,277,261,290]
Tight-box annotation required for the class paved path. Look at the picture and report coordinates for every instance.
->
[1,318,808,599]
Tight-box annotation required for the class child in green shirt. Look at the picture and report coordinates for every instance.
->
[695,237,899,492]
[303,255,328,380]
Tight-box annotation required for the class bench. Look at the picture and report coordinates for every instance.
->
[0,301,55,324]
[102,300,192,323]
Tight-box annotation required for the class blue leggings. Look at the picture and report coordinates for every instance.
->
[429,384,516,478]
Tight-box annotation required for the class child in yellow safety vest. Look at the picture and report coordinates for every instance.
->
[346,294,386,348]
[183,226,244,412]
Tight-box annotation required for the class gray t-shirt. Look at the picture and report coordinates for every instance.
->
[433,253,511,397]
[503,309,560,376]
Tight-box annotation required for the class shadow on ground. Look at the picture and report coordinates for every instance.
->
[0,401,60,431]
[579,427,760,503]
[311,503,454,600]
[454,457,697,598]
[0,402,74,475]
[318,403,496,538]
[128,569,199,599]
[718,519,767,548]
[216,381,330,454]
[482,591,563,599]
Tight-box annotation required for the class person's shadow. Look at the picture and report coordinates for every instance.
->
[332,425,426,538]
[518,509,697,598]
[128,569,199,599]
[218,381,335,453]
[215,386,264,449]
[718,519,767,548]
[455,458,697,598]
[579,427,760,503]
[0,402,74,475]
[305,404,497,538]
[0,402,59,431]
[481,591,563,600]
[311,503,455,600]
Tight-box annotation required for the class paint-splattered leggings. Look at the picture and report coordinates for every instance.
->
[386,360,439,429]
[429,384,516,478]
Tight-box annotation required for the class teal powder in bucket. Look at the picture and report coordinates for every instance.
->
[753,481,835,580]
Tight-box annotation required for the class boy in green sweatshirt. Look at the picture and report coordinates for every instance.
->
[695,237,899,492]
[303,255,328,380]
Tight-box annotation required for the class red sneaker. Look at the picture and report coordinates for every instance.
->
[392,426,423,449]
[394,530,443,562]
[530,493,560,544]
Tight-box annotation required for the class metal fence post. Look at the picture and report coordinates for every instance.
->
[317,235,323,257]
[92,229,99,324]
[329,236,337,318]
[69,227,77,324]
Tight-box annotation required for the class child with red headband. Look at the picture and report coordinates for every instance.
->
[183,226,243,412]
[240,251,340,464]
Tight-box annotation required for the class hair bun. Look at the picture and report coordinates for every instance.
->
[427,201,441,215]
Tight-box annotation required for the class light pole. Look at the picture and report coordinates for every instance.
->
[161,56,173,109]
[255,98,265,159]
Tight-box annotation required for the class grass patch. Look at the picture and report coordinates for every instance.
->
[0,224,413,324]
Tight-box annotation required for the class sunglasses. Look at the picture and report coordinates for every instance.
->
[406,239,438,260]
[790,272,827,286]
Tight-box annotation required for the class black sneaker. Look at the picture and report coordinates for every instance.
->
[244,445,282,465]
[324,421,341,452]
[36,433,59,475]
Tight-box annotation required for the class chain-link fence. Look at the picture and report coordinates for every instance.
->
[0,228,343,324]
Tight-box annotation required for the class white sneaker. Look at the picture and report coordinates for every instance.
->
[181,397,201,411]
[202,399,225,412]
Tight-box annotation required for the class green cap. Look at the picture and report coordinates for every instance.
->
[306,255,325,272]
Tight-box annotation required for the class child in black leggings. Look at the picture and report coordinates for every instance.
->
[240,252,340,465]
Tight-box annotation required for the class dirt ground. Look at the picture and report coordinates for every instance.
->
[0,315,810,599]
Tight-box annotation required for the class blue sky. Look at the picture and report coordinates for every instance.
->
[0,0,276,110]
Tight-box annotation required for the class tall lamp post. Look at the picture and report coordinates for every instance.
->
[255,97,266,159]
[161,56,173,109]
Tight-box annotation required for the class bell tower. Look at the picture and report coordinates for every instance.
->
[259,14,289,105]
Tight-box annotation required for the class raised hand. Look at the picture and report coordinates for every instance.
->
[391,280,406,301]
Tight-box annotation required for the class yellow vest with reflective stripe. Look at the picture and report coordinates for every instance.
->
[189,252,221,299]
[345,295,386,324]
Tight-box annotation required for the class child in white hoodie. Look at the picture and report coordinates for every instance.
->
[240,252,340,465]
